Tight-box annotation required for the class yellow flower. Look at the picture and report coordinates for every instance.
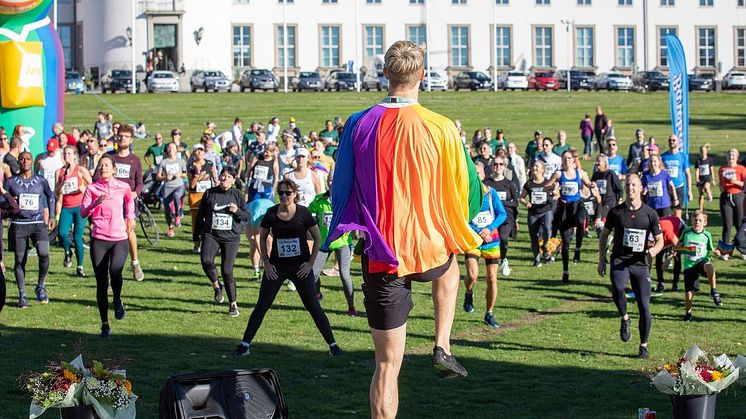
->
[123,380,132,394]
[711,371,723,381]
[63,369,79,383]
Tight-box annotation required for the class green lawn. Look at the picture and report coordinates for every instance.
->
[1,91,745,418]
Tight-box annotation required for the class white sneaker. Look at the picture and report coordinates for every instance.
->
[500,259,511,276]
[721,254,730,261]
[741,254,746,261]
[286,280,296,292]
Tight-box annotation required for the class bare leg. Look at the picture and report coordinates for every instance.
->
[128,230,138,261]
[370,325,406,419]
[463,257,478,293]
[684,291,694,313]
[433,257,459,353]
[704,263,717,289]
[484,264,499,313]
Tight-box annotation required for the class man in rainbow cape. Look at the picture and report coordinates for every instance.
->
[323,41,482,419]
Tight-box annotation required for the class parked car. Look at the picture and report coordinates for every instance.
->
[496,71,528,91]
[239,69,278,92]
[147,71,180,93]
[420,71,448,91]
[688,73,715,92]
[363,70,389,91]
[632,70,669,92]
[527,71,558,90]
[101,69,139,93]
[190,70,232,92]
[291,71,323,91]
[722,70,746,90]
[65,71,85,93]
[555,70,595,91]
[325,72,358,91]
[453,71,493,91]
[593,72,633,91]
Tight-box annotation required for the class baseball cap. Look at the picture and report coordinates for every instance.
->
[171,128,181,136]
[192,143,205,151]
[497,128,504,134]
[295,148,309,158]
[289,117,296,123]
[47,138,59,152]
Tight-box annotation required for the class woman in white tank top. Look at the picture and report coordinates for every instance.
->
[285,148,321,207]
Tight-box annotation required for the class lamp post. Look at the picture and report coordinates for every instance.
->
[492,0,497,92]
[129,0,136,95]
[560,19,574,92]
[282,0,288,93]
[424,0,431,92]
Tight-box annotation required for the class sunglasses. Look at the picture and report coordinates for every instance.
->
[494,162,505,166]
[278,190,294,196]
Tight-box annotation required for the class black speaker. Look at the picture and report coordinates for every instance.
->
[159,368,288,419]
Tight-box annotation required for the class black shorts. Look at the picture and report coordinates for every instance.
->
[683,260,709,292]
[361,253,454,330]
[697,176,712,188]
[8,223,49,251]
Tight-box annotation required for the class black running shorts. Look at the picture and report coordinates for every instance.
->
[683,260,708,292]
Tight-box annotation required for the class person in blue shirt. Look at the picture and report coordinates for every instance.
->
[660,134,692,218]
[642,154,678,217]
[606,138,628,179]
[463,163,508,329]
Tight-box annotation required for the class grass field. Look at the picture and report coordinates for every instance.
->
[1,91,745,418]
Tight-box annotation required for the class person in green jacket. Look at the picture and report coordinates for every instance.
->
[679,210,722,322]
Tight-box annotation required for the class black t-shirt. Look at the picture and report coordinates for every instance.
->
[3,153,20,176]
[695,156,713,179]
[591,170,623,207]
[485,177,518,220]
[605,202,662,266]
[522,179,554,214]
[261,205,317,266]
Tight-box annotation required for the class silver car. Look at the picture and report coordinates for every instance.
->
[291,71,323,91]
[147,71,180,93]
[363,71,389,91]
[593,72,633,91]
[239,69,278,92]
[190,70,232,92]
[420,71,448,91]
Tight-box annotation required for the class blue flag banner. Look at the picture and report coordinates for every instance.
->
[664,34,690,205]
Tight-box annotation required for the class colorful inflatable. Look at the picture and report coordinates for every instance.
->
[0,0,64,156]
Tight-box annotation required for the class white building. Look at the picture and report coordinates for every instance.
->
[55,0,746,85]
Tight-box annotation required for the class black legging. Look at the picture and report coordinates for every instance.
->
[0,268,5,315]
[242,265,335,345]
[655,252,681,287]
[557,201,587,272]
[200,234,240,304]
[12,229,50,296]
[594,128,606,154]
[497,221,512,260]
[720,192,744,245]
[91,238,128,324]
[528,211,552,261]
[610,261,651,343]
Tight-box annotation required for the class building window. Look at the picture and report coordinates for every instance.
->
[736,28,746,67]
[697,27,716,67]
[58,24,74,70]
[577,0,591,4]
[699,0,713,5]
[232,25,251,67]
[658,27,677,67]
[408,25,426,45]
[496,0,508,4]
[278,0,293,3]
[618,0,632,4]
[452,0,466,4]
[364,26,384,59]
[575,27,594,67]
[409,0,424,3]
[616,27,635,68]
[366,0,381,3]
[739,0,746,6]
[276,25,296,67]
[660,0,674,5]
[322,0,337,3]
[534,26,553,67]
[233,0,249,4]
[536,0,550,4]
[320,25,340,67]
[450,26,469,67]
[495,26,511,67]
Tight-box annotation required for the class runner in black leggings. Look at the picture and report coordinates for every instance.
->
[598,174,663,359]
[233,179,340,357]
[193,167,249,317]
[717,149,746,260]
[520,160,555,266]
[0,180,20,322]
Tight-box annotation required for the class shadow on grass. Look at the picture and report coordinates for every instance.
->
[3,326,744,418]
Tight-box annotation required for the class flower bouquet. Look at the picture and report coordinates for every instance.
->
[649,345,741,419]
[23,355,137,419]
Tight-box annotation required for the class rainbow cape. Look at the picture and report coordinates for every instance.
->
[323,101,483,276]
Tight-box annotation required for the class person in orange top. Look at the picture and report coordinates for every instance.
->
[717,149,746,258]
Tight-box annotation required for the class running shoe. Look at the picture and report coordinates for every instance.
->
[175,216,182,227]
[233,344,250,357]
[463,292,474,313]
[132,262,144,282]
[671,282,679,292]
[329,344,342,357]
[166,227,175,238]
[572,250,581,264]
[229,303,240,318]
[192,246,201,254]
[483,312,500,329]
[638,345,649,359]
[655,282,665,293]
[76,267,86,278]
[721,254,729,261]
[286,280,296,292]
[712,292,723,307]
[620,317,632,342]
[18,294,29,308]
[63,251,72,268]
[35,286,49,304]
[214,285,224,304]
[561,271,569,285]
[347,307,358,317]
[683,311,693,322]
[585,230,592,238]
[322,268,340,277]
[500,259,511,276]
[252,270,262,280]
[533,259,543,268]
[114,300,126,320]
[432,346,468,379]
[100,324,111,338]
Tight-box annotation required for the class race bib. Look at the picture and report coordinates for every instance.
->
[322,211,333,228]
[196,180,211,193]
[531,190,547,205]
[277,238,301,258]
[648,181,663,198]
[165,163,180,176]
[561,182,578,197]
[583,201,595,216]
[298,192,312,207]
[115,163,131,179]
[472,210,494,229]
[496,191,507,201]
[596,179,607,195]
[19,193,39,211]
[254,165,269,182]
[666,162,679,178]
[623,228,646,252]
[688,241,706,261]
[722,169,735,180]
[211,213,233,230]
[62,177,79,195]
[155,155,163,165]
[43,172,56,189]
[699,164,709,175]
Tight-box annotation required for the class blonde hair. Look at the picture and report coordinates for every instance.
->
[384,41,425,87]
